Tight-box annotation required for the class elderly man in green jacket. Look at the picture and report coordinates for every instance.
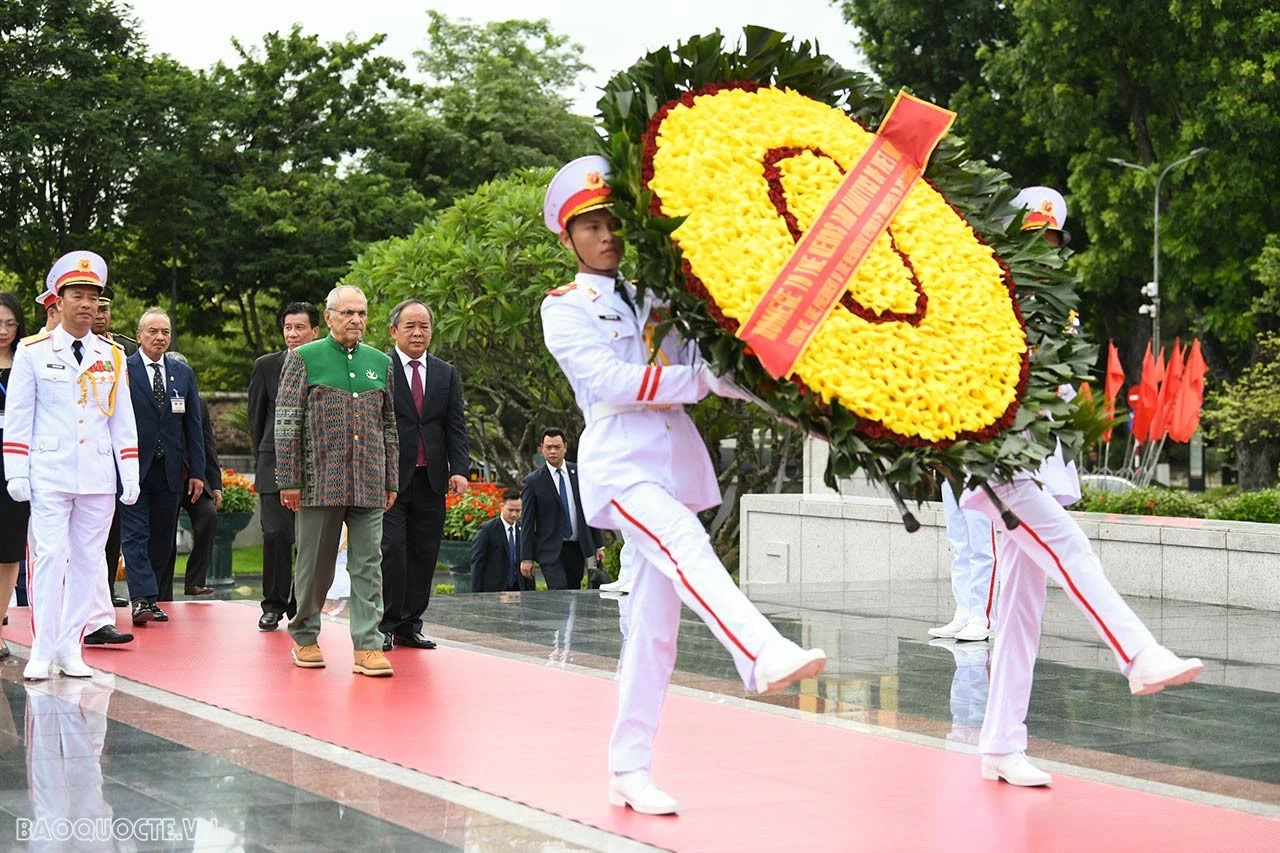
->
[275,284,399,676]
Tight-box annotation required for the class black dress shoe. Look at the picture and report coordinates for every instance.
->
[184,586,214,597]
[0,641,9,660]
[382,632,393,652]
[394,632,437,649]
[131,600,153,625]
[258,612,282,631]
[83,625,134,645]
[112,594,129,608]
[149,603,168,622]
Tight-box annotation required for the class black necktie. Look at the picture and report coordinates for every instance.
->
[72,340,83,364]
[615,280,637,316]
[151,362,165,405]
[151,363,166,458]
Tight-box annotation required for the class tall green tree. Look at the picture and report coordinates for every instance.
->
[369,12,596,205]
[119,27,430,366]
[0,0,176,287]
[838,0,1063,185]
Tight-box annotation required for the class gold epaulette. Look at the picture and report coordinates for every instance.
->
[19,330,50,346]
[98,334,123,350]
[546,283,578,297]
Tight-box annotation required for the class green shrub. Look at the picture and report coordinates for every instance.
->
[1210,489,1280,524]
[1071,486,1209,518]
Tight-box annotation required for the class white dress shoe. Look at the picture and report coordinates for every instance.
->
[928,611,969,639]
[599,577,632,594]
[609,770,679,815]
[24,659,52,681]
[981,752,1052,787]
[1126,644,1203,696]
[752,641,826,695]
[954,616,993,642]
[53,657,93,678]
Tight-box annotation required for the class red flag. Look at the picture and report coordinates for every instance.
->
[1168,339,1208,442]
[1102,341,1124,441]
[1131,341,1159,442]
[1150,339,1185,441]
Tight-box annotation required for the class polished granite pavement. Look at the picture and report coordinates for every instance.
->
[421,580,1280,808]
[0,577,1276,851]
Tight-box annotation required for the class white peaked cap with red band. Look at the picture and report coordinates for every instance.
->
[46,250,108,296]
[544,155,614,234]
[1012,186,1068,232]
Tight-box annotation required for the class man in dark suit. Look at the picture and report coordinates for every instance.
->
[470,489,533,593]
[161,360,219,600]
[520,427,604,590]
[120,307,205,624]
[379,298,469,651]
[248,302,319,630]
[93,288,137,608]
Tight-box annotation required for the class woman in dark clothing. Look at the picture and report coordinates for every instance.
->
[0,291,29,658]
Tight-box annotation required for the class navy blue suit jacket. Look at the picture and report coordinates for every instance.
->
[127,352,206,493]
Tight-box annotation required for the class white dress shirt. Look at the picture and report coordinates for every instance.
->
[547,461,578,542]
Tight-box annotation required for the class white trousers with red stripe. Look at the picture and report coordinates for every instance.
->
[969,481,1157,755]
[603,483,785,773]
[26,491,115,664]
[941,482,996,625]
[84,566,115,635]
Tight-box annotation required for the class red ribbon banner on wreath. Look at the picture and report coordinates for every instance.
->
[738,91,956,379]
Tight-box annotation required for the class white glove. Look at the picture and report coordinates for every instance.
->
[120,481,140,506]
[6,477,30,503]
[698,363,754,402]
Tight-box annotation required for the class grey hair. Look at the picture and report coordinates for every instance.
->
[325,285,365,310]
[167,351,188,366]
[137,306,171,329]
[389,298,434,328]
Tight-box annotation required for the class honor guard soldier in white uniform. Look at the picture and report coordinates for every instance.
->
[965,188,1203,787]
[3,251,140,680]
[541,156,827,815]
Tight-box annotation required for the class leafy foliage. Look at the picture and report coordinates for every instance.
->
[596,28,1094,500]
[1070,486,1209,518]
[368,12,596,205]
[1210,489,1280,524]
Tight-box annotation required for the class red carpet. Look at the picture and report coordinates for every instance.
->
[7,602,1278,852]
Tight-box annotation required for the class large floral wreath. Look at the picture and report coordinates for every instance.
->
[596,28,1094,500]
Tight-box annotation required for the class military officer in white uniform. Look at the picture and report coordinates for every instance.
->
[965,189,1203,787]
[540,156,827,816]
[3,251,140,681]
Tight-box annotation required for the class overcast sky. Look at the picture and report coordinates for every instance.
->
[123,0,867,113]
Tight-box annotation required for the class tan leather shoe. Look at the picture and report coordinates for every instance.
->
[353,649,394,677]
[291,644,325,668]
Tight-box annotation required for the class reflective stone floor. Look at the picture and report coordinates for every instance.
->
[422,580,1280,808]
[1,578,1276,851]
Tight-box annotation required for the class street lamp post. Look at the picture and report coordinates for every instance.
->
[1106,147,1210,356]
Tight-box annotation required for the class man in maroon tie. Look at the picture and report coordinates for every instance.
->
[379,299,471,651]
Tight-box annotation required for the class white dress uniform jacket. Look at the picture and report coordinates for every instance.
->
[3,326,139,493]
[541,272,720,522]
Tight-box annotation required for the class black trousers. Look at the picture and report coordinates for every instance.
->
[541,540,586,591]
[121,463,180,602]
[161,490,216,599]
[379,467,444,636]
[259,492,297,616]
[105,505,121,591]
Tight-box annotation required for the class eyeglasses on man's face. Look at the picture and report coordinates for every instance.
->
[332,309,368,319]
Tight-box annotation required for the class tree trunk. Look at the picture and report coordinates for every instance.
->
[1235,440,1280,491]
